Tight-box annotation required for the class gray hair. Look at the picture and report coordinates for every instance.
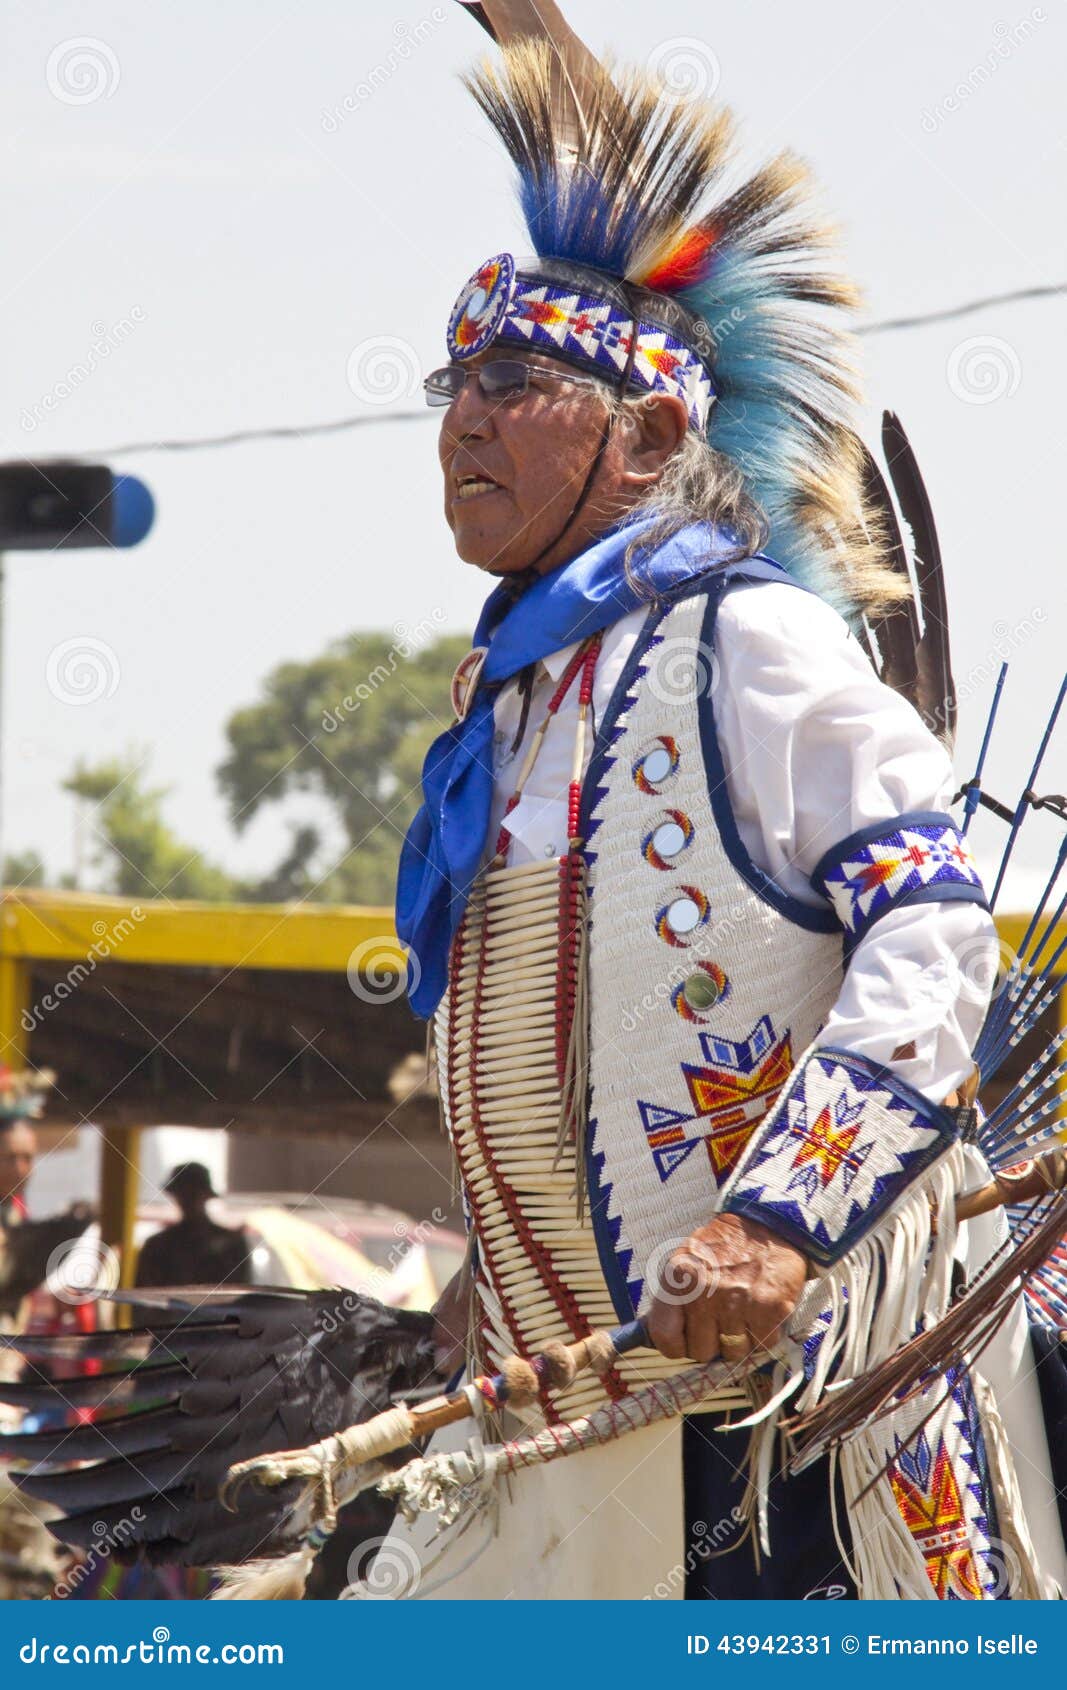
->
[607,395,768,595]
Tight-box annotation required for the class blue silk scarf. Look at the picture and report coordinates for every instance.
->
[395,518,751,1017]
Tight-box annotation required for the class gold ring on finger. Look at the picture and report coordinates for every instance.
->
[718,1331,749,1355]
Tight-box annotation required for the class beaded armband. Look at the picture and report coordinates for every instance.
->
[721,1046,961,1267]
[811,811,986,950]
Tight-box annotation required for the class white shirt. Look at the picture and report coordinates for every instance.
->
[488,579,996,1100]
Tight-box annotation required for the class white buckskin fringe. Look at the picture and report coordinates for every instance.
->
[731,1143,966,1576]
[211,1547,318,1601]
[778,1142,1046,1599]
[831,1367,1047,1601]
[971,1370,1050,1600]
[792,1144,964,1412]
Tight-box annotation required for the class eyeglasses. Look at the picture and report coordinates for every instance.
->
[423,359,604,408]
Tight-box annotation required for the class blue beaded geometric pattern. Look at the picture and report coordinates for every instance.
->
[884,1364,1005,1600]
[811,810,987,947]
[723,1046,960,1266]
[446,253,715,431]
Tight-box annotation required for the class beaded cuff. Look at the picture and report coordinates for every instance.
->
[721,1046,961,1267]
[811,811,986,949]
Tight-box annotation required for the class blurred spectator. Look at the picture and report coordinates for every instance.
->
[0,1118,36,1225]
[0,1063,53,1227]
[135,1162,252,1289]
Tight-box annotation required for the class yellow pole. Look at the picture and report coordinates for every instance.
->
[99,1124,141,1293]
[0,952,30,1068]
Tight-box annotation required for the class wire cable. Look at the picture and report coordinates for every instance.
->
[72,278,1067,460]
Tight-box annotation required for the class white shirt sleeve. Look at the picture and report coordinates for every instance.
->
[712,580,996,1100]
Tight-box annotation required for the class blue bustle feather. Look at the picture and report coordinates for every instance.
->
[464,42,882,622]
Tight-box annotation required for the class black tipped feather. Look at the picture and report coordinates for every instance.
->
[855,412,955,748]
[882,410,955,747]
[0,1364,193,1410]
[0,1321,240,1364]
[858,437,921,700]
[21,1449,211,1512]
[0,1288,440,1568]
[457,1,498,40]
[0,1404,214,1464]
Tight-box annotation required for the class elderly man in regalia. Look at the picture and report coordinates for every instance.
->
[393,3,1067,1600]
[9,2,1066,1603]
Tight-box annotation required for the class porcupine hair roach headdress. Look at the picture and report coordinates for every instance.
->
[444,39,905,620]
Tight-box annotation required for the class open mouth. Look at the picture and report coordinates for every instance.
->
[453,473,502,503]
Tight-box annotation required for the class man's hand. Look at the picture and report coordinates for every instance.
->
[645,1213,808,1365]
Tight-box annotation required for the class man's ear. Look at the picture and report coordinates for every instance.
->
[617,394,690,486]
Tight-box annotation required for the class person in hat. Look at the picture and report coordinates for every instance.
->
[134,1163,252,1291]
[382,1,1066,1601]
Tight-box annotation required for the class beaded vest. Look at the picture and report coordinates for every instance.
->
[436,572,846,1423]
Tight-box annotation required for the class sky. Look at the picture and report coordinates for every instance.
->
[1,0,1065,907]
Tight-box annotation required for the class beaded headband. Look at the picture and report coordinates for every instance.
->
[446,251,716,433]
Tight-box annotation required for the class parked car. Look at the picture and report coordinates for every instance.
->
[24,1193,464,1332]
[200,1191,465,1309]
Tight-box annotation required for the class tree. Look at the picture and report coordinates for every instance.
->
[64,758,238,902]
[216,629,467,905]
[2,850,47,888]
[46,630,464,907]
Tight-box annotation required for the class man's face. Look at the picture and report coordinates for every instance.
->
[437,349,621,576]
[0,1122,37,1204]
[169,1183,209,1221]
